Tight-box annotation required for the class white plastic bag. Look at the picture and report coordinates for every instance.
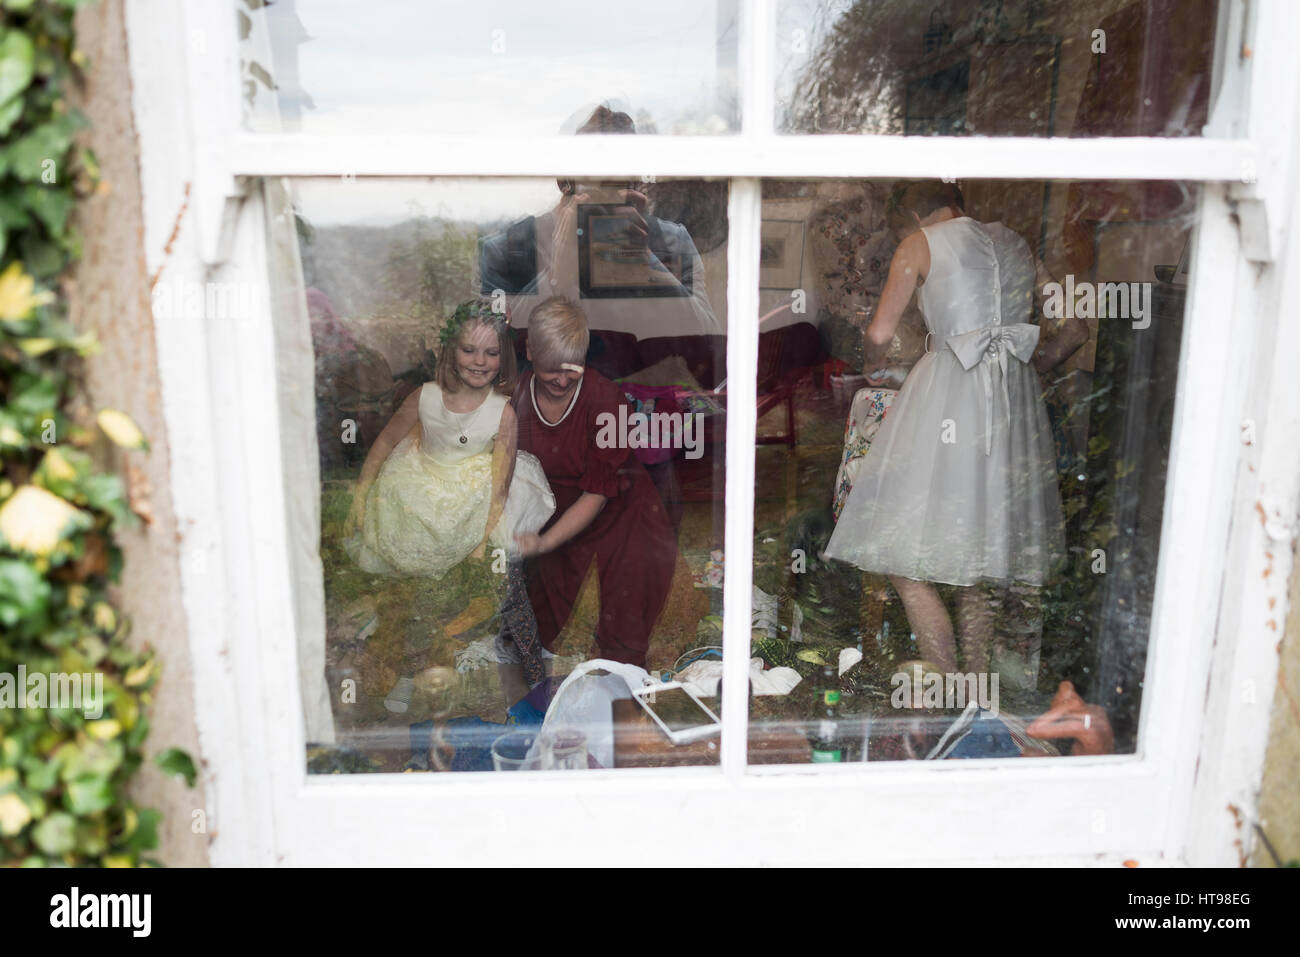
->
[528,659,651,769]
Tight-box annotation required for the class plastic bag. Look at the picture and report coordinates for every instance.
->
[527,659,651,769]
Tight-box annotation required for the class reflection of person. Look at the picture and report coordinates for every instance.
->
[1025,681,1114,756]
[344,300,556,703]
[511,297,679,668]
[479,105,719,340]
[826,182,1066,675]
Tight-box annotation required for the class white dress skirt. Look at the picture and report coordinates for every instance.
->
[825,217,1065,587]
[346,383,555,578]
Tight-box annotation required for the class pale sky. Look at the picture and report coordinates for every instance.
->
[251,0,739,137]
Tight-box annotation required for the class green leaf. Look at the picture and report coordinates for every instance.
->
[118,807,159,852]
[0,30,35,106]
[0,560,51,628]
[21,755,58,793]
[154,748,197,787]
[64,774,114,814]
[60,738,123,780]
[8,372,60,416]
[22,185,74,239]
[0,94,22,139]
[32,810,76,855]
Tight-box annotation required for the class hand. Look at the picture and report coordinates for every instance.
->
[618,188,648,215]
[513,531,547,558]
[865,365,907,389]
[344,490,367,538]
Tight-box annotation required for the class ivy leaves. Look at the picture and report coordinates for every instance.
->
[0,28,35,137]
[0,5,94,274]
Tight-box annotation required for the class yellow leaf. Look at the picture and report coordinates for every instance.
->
[0,767,16,790]
[0,262,55,321]
[92,601,116,632]
[796,649,829,665]
[66,584,89,610]
[124,661,154,688]
[17,338,57,356]
[0,793,32,836]
[102,854,133,868]
[86,719,122,740]
[0,426,24,447]
[42,447,77,482]
[115,689,139,731]
[0,485,88,557]
[97,409,148,451]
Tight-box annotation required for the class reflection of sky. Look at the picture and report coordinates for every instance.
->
[258,0,737,136]
[774,0,854,126]
[292,177,560,227]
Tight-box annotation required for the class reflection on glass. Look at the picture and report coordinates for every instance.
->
[264,171,728,773]
[240,0,740,135]
[748,177,1195,763]
[777,0,1217,136]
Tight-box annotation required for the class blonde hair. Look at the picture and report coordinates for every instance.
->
[527,296,589,371]
[435,299,518,396]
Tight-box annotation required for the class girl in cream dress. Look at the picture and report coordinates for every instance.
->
[345,300,555,708]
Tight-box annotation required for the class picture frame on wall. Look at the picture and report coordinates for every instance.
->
[759,219,805,290]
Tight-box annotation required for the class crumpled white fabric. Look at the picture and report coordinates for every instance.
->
[675,657,802,698]
[454,637,496,674]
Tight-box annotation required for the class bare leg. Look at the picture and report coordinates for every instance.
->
[498,662,529,710]
[889,576,957,673]
[498,653,556,712]
[955,585,997,674]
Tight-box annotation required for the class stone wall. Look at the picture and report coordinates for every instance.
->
[67,0,209,867]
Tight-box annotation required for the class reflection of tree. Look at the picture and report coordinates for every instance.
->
[377,220,481,330]
[785,1,907,134]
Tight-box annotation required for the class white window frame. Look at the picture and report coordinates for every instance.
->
[125,0,1300,865]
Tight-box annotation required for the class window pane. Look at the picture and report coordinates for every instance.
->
[241,1,741,135]
[747,177,1196,764]
[777,0,1218,136]
[263,177,730,772]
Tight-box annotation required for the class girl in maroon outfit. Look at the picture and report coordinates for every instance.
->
[511,297,677,668]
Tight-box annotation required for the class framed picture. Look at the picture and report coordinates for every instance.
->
[759,219,805,290]
[576,204,692,299]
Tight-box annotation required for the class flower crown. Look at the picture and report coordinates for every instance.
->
[438,298,508,350]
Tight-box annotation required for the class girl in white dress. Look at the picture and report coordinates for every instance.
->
[825,183,1067,674]
[345,300,555,703]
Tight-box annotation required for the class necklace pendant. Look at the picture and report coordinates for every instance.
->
[459,435,468,444]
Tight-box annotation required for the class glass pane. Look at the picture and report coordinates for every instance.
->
[747,177,1196,763]
[777,0,1218,136]
[240,0,741,135]
[263,176,730,772]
